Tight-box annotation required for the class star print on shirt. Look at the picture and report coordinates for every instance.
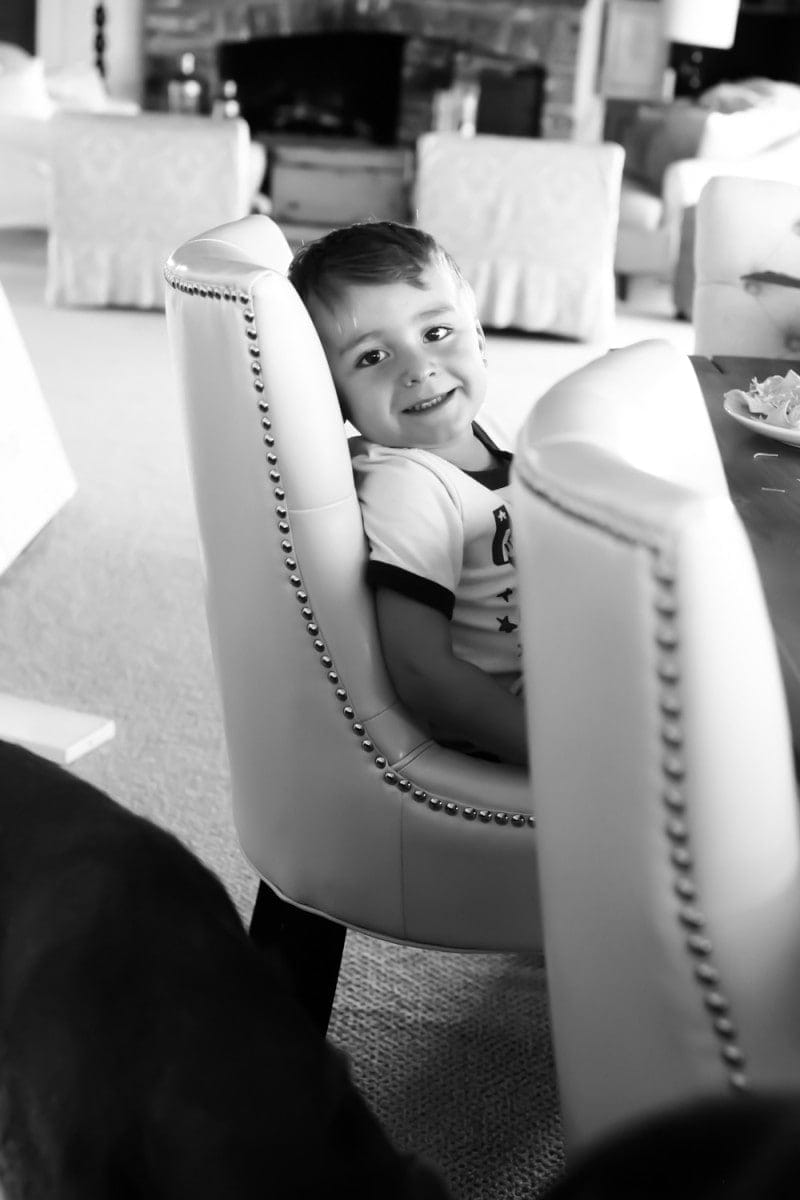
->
[491,505,514,566]
[496,587,514,603]
[497,615,518,634]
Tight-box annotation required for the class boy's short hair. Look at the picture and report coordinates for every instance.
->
[288,220,467,312]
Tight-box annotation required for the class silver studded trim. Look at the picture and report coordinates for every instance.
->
[164,267,242,304]
[166,270,534,832]
[651,546,748,1093]
[518,470,749,1090]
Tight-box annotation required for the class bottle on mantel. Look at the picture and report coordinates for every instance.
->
[211,79,240,120]
[167,52,203,115]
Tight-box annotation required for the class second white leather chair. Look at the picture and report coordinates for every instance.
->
[512,338,800,1154]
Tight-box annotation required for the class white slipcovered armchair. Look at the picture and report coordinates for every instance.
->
[47,112,265,309]
[414,133,624,343]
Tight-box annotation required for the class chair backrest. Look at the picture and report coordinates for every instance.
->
[47,112,254,308]
[693,175,800,357]
[512,338,800,1152]
[414,133,624,342]
[164,214,537,951]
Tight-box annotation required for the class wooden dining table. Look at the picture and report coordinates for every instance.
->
[693,355,800,757]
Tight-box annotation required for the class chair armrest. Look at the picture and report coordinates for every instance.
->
[660,138,800,259]
[697,106,800,159]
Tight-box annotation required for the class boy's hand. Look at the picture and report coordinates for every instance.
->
[375,589,528,767]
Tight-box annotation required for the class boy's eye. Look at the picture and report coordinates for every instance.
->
[424,325,452,343]
[355,348,387,368]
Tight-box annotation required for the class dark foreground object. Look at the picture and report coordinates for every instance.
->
[544,1093,800,1200]
[0,740,450,1200]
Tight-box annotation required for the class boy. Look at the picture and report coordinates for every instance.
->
[289,221,527,766]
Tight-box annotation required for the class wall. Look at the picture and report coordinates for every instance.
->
[36,0,144,102]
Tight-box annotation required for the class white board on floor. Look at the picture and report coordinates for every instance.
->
[0,693,115,764]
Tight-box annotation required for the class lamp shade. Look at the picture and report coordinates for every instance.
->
[662,0,740,48]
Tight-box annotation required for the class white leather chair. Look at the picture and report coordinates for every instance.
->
[47,112,265,309]
[512,338,800,1154]
[693,176,800,357]
[164,214,539,1032]
[414,133,624,343]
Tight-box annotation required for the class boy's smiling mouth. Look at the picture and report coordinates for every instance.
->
[402,389,454,415]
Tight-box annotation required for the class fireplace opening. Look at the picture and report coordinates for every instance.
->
[217,32,407,145]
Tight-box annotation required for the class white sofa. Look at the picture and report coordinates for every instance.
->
[614,81,800,315]
[0,41,138,230]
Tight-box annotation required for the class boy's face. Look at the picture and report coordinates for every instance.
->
[307,258,488,453]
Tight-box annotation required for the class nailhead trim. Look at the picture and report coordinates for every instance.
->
[165,270,535,832]
[651,548,748,1092]
[507,465,753,1090]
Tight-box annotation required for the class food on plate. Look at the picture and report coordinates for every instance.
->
[725,370,800,429]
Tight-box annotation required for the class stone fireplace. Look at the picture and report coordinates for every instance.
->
[142,0,605,243]
[217,30,408,144]
[143,0,606,144]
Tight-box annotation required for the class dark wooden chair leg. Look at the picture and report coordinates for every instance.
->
[615,272,629,302]
[249,880,346,1036]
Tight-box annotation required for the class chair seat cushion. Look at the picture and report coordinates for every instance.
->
[619,178,663,232]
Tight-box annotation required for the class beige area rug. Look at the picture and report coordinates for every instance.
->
[0,230,691,1196]
[331,940,563,1196]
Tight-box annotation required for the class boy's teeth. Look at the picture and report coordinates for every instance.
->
[408,393,445,413]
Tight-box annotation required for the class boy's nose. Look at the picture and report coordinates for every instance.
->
[401,357,436,387]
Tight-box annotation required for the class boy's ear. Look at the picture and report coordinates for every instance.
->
[476,321,487,366]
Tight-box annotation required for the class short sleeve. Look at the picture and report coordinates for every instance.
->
[353,451,465,598]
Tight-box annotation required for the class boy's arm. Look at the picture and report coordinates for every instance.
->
[375,588,528,767]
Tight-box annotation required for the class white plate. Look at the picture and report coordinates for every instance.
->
[723,392,800,448]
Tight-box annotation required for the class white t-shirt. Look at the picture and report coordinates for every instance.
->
[351,422,522,689]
